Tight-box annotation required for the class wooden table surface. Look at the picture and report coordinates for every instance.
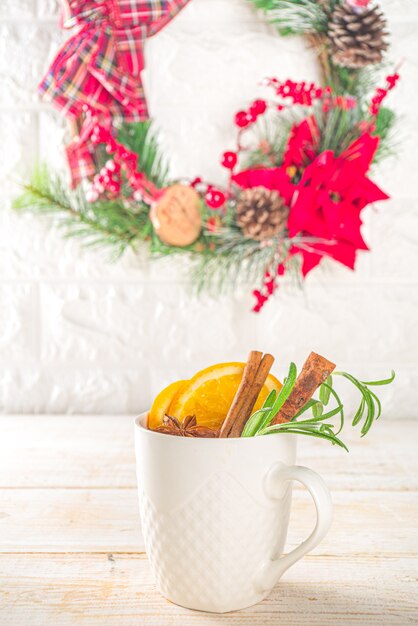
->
[0,416,417,625]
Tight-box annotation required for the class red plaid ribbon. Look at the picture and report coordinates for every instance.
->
[39,0,190,186]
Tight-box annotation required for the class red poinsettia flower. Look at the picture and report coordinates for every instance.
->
[288,132,389,275]
[283,115,320,169]
[346,0,370,8]
[232,167,295,205]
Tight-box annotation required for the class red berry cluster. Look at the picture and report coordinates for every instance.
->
[234,99,267,128]
[252,264,286,312]
[268,79,323,106]
[87,124,160,203]
[87,160,122,201]
[322,93,357,113]
[369,72,400,116]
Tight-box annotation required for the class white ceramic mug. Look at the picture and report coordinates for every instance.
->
[134,412,332,613]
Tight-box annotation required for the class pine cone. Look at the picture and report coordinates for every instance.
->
[328,3,388,69]
[236,187,289,241]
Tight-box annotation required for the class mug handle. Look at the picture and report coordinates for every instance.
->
[255,463,333,592]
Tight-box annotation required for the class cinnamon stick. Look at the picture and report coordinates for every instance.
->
[228,353,275,438]
[272,352,335,425]
[219,351,262,438]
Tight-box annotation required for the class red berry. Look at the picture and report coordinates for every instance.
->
[86,188,99,203]
[129,172,144,187]
[117,148,130,161]
[386,73,400,89]
[206,216,219,232]
[105,139,117,154]
[265,279,275,296]
[108,182,121,194]
[252,289,267,313]
[191,176,202,188]
[235,111,249,128]
[105,160,117,172]
[221,151,238,170]
[91,125,110,144]
[205,187,226,210]
[250,99,267,116]
[277,263,285,276]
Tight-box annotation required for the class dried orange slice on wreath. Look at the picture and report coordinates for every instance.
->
[148,362,282,432]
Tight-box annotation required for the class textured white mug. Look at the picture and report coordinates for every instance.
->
[134,412,332,613]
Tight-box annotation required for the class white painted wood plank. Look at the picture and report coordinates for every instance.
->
[0,488,416,556]
[0,553,416,626]
[0,416,416,491]
[0,415,134,489]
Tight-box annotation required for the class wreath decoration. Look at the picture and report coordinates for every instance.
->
[15,0,399,312]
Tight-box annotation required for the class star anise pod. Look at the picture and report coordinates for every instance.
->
[154,414,218,438]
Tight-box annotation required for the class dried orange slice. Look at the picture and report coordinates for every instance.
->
[168,362,282,431]
[148,380,188,430]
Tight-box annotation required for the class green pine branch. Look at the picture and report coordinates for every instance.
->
[243,109,300,169]
[373,106,397,162]
[13,166,149,258]
[249,0,394,102]
[250,0,331,35]
[190,224,284,295]
[117,121,169,187]
[12,121,171,258]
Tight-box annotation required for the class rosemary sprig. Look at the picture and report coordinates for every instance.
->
[242,363,395,449]
[242,362,297,437]
[333,370,395,436]
[259,421,349,451]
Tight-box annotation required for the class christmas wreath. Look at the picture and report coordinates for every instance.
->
[15,0,399,312]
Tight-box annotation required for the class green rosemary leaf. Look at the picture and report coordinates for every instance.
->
[334,371,375,436]
[368,389,382,420]
[243,363,297,437]
[293,399,322,419]
[258,422,349,452]
[268,362,298,422]
[352,397,366,427]
[319,375,333,405]
[264,389,278,409]
[295,404,343,424]
[241,407,272,438]
[361,371,396,386]
[241,390,277,438]
[320,382,344,434]
[254,389,281,434]
[361,398,375,437]
[316,404,343,421]
[312,402,323,418]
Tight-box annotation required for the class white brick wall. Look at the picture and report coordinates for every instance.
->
[0,0,417,416]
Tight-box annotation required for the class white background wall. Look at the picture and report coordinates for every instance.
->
[0,0,417,416]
